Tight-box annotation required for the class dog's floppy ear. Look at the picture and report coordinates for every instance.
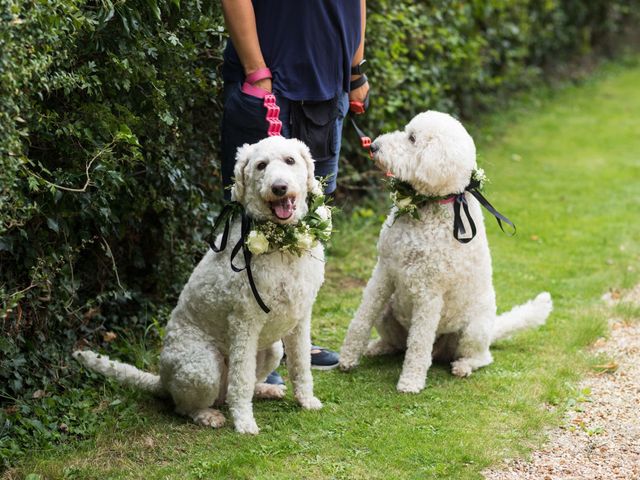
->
[418,136,474,195]
[418,136,447,185]
[231,143,254,202]
[296,140,322,195]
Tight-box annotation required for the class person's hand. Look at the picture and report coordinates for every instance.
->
[349,76,369,104]
[252,77,272,93]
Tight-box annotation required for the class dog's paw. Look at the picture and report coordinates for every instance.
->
[191,408,225,428]
[338,345,362,371]
[296,395,323,410]
[338,354,360,371]
[338,361,356,372]
[365,338,398,357]
[396,378,425,394]
[254,382,286,400]
[451,360,473,378]
[234,417,260,435]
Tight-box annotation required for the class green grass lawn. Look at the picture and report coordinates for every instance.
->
[8,57,640,479]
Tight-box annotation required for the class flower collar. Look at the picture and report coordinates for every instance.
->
[384,168,515,244]
[387,168,488,220]
[246,190,333,256]
[207,187,334,314]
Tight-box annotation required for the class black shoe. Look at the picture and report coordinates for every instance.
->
[310,345,339,370]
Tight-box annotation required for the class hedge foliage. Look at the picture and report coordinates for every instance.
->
[339,0,639,182]
[1,0,638,466]
[1,0,225,464]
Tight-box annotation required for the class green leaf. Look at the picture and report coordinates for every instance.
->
[146,0,161,21]
[46,218,59,233]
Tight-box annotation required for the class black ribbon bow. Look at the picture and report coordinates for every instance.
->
[207,202,271,313]
[452,180,516,243]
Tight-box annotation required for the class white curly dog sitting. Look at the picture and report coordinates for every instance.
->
[75,136,327,434]
[339,111,552,393]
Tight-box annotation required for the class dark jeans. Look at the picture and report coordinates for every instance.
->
[220,82,349,200]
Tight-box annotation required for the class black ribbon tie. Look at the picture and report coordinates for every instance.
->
[452,182,516,243]
[208,203,271,313]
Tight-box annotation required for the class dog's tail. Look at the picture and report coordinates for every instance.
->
[73,350,166,396]
[491,292,552,343]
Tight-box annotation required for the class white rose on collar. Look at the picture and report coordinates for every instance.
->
[295,231,315,251]
[246,230,269,255]
[395,196,413,209]
[315,205,332,221]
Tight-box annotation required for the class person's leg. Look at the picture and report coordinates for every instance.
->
[305,92,350,368]
[312,92,350,195]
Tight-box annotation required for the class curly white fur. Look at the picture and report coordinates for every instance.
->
[75,136,324,434]
[339,111,553,393]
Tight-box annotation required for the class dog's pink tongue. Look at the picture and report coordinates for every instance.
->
[274,198,294,219]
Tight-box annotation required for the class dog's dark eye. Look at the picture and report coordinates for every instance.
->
[408,133,416,144]
[256,161,268,171]
[284,157,295,165]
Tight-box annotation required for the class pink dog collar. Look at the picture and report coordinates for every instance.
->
[438,195,456,205]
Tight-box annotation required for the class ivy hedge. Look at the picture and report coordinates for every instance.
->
[1,0,638,466]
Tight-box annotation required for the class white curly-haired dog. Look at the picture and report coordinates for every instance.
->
[74,136,325,434]
[339,111,552,393]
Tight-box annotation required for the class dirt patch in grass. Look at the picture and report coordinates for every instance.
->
[484,287,640,480]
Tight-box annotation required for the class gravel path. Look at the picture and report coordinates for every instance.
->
[484,287,640,480]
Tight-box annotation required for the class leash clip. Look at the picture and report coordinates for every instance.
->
[349,116,372,154]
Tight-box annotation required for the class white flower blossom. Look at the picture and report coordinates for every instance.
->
[295,231,314,251]
[246,230,269,255]
[395,196,413,209]
[315,205,332,221]
[309,179,324,196]
[473,168,488,187]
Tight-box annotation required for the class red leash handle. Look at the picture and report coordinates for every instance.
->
[349,100,366,115]
[349,95,371,149]
[245,68,271,85]
[240,67,283,137]
[241,67,273,99]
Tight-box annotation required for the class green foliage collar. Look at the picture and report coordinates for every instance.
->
[386,168,488,220]
[245,191,334,256]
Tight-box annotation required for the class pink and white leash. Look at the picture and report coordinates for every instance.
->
[241,67,282,137]
[212,68,282,314]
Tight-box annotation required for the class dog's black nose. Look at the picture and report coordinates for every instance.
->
[370,142,380,153]
[271,183,288,197]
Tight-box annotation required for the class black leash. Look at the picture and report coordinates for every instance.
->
[451,181,516,243]
[208,203,271,314]
[349,116,372,150]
